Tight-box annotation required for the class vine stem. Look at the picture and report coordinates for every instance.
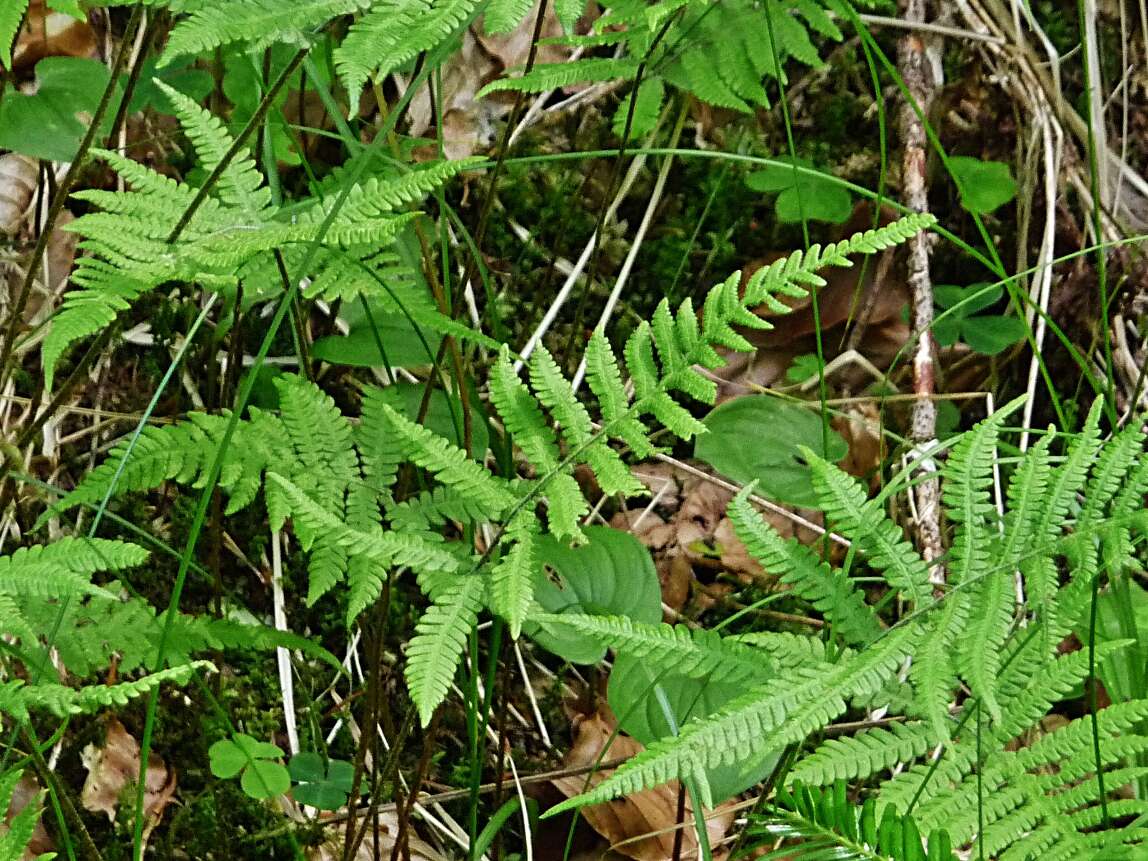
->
[896,0,944,585]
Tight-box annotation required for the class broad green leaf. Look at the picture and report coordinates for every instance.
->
[961,315,1026,356]
[948,156,1017,215]
[613,77,664,139]
[311,299,443,368]
[745,157,852,224]
[0,57,121,161]
[241,759,291,799]
[608,652,780,803]
[695,396,848,506]
[526,526,661,664]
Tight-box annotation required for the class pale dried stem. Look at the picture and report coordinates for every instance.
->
[897,0,944,585]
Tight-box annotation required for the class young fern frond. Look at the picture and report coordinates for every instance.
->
[335,0,479,97]
[160,0,372,62]
[534,613,773,685]
[728,486,882,646]
[806,452,933,608]
[405,575,484,727]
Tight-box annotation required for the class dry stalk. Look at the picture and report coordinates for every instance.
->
[897,0,944,586]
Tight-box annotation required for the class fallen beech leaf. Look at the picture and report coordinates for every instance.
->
[551,710,733,861]
[81,717,176,850]
[0,153,37,235]
[12,1,98,71]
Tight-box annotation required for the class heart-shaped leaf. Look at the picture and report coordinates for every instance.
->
[746,157,852,224]
[949,156,1017,215]
[526,526,661,664]
[608,653,779,803]
[695,396,847,507]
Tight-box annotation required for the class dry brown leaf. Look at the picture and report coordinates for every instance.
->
[80,717,177,849]
[551,710,733,861]
[12,1,98,71]
[0,154,38,236]
[1,772,54,861]
[306,810,448,861]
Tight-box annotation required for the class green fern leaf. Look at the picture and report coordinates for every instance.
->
[806,452,932,608]
[910,590,968,741]
[0,0,28,69]
[154,82,272,220]
[958,570,1015,723]
[546,623,919,813]
[266,472,462,573]
[790,721,938,786]
[485,0,533,33]
[405,575,484,727]
[335,0,478,97]
[161,0,371,62]
[479,58,641,97]
[728,487,882,646]
[536,612,772,684]
[584,332,655,459]
[374,402,515,517]
[490,513,538,639]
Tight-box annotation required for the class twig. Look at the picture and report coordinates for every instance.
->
[897,0,945,586]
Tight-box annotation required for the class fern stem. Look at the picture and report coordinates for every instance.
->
[1088,568,1112,826]
[0,3,145,395]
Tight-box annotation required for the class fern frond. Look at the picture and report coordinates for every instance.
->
[728,487,882,646]
[910,590,968,741]
[154,82,272,220]
[790,721,938,786]
[161,0,371,62]
[322,158,484,225]
[529,345,644,497]
[479,58,641,97]
[335,0,478,97]
[547,623,919,812]
[373,402,515,518]
[583,332,655,459]
[2,661,212,720]
[405,575,484,727]
[485,0,533,32]
[942,398,1021,583]
[266,473,462,573]
[957,570,1015,723]
[806,453,932,608]
[490,513,538,639]
[536,613,773,684]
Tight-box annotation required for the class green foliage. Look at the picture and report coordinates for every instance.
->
[480,0,843,113]
[288,753,362,810]
[745,157,854,224]
[0,768,52,861]
[744,781,955,860]
[947,156,1017,215]
[695,396,848,506]
[209,734,291,800]
[546,398,1148,858]
[933,283,1027,356]
[0,58,119,161]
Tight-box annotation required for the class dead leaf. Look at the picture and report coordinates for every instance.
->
[307,810,448,861]
[0,772,54,861]
[12,2,98,71]
[0,154,38,236]
[551,710,733,861]
[832,403,884,484]
[80,717,177,850]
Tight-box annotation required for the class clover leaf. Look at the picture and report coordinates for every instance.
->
[746,156,852,224]
[948,156,1017,215]
[933,283,1026,356]
[209,734,290,800]
[289,752,362,810]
